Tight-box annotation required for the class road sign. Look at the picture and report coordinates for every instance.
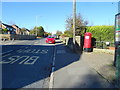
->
[115,13,120,45]
[115,13,120,88]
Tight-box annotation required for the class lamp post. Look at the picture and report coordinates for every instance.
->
[73,0,76,49]
[35,15,42,36]
[118,1,120,13]
[36,16,38,36]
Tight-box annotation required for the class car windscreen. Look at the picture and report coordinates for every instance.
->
[48,37,54,38]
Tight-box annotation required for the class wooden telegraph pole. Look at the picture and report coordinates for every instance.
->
[73,0,76,50]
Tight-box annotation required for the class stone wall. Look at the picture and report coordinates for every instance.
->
[75,36,84,53]
[60,36,84,53]
[0,34,36,40]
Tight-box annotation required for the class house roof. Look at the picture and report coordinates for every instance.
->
[21,28,30,32]
[26,29,30,32]
[12,24,19,28]
[2,23,13,28]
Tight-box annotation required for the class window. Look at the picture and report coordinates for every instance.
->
[10,28,13,31]
[7,28,9,30]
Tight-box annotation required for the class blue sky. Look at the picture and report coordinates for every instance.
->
[2,2,118,33]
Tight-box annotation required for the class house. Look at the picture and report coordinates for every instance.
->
[12,24,22,34]
[0,23,6,29]
[0,23,16,34]
[25,29,30,35]
[21,28,30,35]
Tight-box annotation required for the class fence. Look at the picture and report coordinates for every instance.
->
[94,41,115,49]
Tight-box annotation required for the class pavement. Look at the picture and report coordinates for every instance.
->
[82,50,116,85]
[53,45,115,88]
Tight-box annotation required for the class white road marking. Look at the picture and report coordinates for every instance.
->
[24,49,32,53]
[0,55,20,64]
[0,61,10,64]
[2,54,11,58]
[9,56,20,64]
[16,49,23,53]
[0,55,39,65]
[40,49,48,54]
[35,49,41,53]
[19,56,30,64]
[17,49,48,54]
[2,50,13,55]
[24,56,39,65]
[57,50,66,54]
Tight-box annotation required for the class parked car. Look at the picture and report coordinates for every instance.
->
[1,38,8,41]
[46,36,55,44]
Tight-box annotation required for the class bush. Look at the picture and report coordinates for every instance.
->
[86,25,114,42]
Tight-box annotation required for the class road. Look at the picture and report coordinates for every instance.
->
[1,38,60,88]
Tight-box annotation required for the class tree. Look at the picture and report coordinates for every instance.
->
[0,29,2,34]
[30,26,38,35]
[64,30,73,38]
[30,26,45,37]
[56,30,62,36]
[44,32,52,37]
[2,28,8,34]
[37,26,45,37]
[30,29,36,35]
[47,32,52,36]
[65,13,88,37]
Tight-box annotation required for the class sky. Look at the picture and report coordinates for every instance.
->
[1,2,118,33]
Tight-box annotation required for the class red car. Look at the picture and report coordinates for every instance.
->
[46,36,55,44]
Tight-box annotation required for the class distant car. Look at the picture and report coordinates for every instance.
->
[46,36,55,44]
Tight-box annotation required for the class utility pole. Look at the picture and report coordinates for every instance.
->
[73,0,76,49]
[36,16,38,36]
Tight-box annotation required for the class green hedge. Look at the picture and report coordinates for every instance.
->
[86,25,114,42]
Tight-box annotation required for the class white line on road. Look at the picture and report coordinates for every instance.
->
[1,50,13,55]
[2,54,11,58]
[49,46,56,89]
[57,50,66,54]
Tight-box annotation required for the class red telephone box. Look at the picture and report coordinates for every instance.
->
[84,32,92,52]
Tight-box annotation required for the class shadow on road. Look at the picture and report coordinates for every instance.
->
[54,44,81,71]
